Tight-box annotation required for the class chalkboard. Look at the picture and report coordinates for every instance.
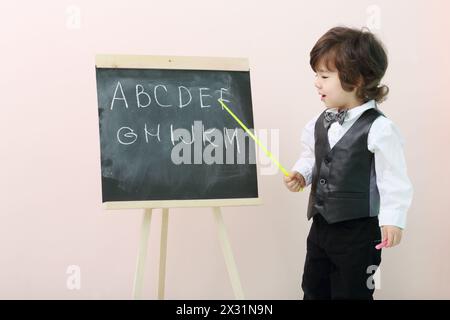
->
[95,55,259,207]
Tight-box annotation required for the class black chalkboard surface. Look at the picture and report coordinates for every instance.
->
[95,55,258,204]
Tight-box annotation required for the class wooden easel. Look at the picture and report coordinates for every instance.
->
[97,54,260,299]
[132,207,244,300]
[105,198,261,300]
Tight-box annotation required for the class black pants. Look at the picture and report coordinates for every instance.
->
[301,213,382,300]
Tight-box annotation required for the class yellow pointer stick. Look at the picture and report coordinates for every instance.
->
[218,99,303,192]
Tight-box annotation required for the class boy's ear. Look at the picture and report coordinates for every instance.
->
[357,75,365,88]
[351,75,364,93]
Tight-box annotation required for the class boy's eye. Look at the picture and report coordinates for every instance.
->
[315,74,328,78]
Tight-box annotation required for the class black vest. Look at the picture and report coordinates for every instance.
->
[306,107,384,224]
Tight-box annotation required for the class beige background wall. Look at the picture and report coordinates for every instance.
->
[1,0,449,299]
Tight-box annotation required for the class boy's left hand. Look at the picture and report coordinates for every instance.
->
[381,225,403,248]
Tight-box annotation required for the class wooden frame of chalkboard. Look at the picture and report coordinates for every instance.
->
[95,54,262,210]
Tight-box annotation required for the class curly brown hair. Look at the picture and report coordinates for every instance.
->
[310,26,389,104]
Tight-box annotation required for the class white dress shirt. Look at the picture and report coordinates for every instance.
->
[292,99,413,229]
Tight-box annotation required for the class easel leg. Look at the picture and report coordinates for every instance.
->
[213,207,245,300]
[158,208,169,300]
[132,208,152,300]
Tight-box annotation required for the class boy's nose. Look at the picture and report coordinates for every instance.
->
[314,80,322,89]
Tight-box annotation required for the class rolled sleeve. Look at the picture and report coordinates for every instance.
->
[291,116,317,187]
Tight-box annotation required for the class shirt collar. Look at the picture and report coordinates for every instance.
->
[327,100,376,123]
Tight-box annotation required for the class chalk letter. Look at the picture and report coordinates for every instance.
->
[144,123,160,142]
[199,88,211,108]
[110,81,129,110]
[136,84,151,108]
[178,86,192,108]
[117,127,137,145]
[171,127,193,164]
[219,88,230,108]
[203,128,223,164]
[171,124,195,146]
[154,85,172,107]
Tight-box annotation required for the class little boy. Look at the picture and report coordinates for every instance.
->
[284,26,413,299]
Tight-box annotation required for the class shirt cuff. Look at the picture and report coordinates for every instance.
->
[378,209,407,229]
[291,164,312,187]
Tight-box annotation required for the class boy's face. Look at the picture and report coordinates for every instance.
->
[314,63,362,110]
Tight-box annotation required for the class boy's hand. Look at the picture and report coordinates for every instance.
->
[381,225,403,248]
[283,171,306,192]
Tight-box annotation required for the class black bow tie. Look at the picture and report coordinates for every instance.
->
[323,109,348,129]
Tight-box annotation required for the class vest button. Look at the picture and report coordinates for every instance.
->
[324,157,331,164]
[319,179,326,185]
